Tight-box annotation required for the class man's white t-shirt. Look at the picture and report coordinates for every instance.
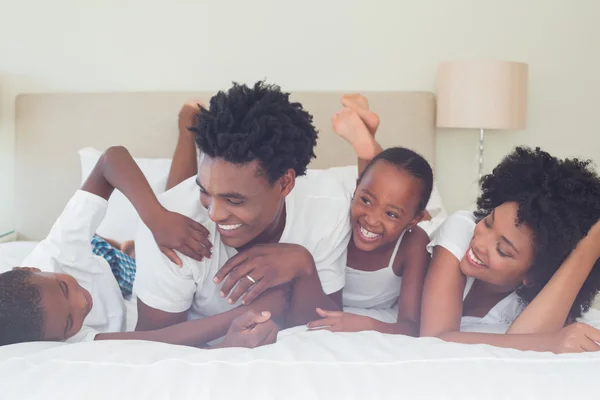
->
[133,173,352,321]
[426,211,524,333]
[21,190,126,343]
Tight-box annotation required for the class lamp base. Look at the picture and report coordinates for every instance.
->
[478,128,485,181]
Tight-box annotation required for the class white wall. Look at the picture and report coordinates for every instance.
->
[1,0,599,233]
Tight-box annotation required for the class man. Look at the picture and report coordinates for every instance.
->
[133,81,352,335]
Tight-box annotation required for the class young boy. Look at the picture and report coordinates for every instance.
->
[0,146,282,348]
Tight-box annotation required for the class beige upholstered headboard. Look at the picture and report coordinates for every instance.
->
[15,91,435,240]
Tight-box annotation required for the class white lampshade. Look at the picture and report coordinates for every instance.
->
[436,60,528,130]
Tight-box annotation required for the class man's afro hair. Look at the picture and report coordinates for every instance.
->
[191,81,319,183]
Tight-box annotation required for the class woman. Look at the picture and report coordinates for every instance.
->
[421,147,600,353]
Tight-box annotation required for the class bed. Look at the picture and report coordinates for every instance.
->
[3,91,600,399]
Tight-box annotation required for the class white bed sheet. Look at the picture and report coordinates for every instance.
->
[4,242,600,399]
[0,241,39,271]
[2,329,600,400]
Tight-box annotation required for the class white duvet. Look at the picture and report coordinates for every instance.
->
[2,328,600,400]
[3,242,600,399]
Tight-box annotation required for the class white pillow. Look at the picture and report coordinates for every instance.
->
[307,165,447,236]
[0,241,40,273]
[78,147,172,244]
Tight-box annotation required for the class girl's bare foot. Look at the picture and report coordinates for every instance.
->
[178,100,205,132]
[332,108,380,161]
[340,94,380,136]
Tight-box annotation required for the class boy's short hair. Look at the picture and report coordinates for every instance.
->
[0,269,44,346]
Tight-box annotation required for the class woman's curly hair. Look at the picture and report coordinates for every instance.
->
[474,147,600,320]
[191,81,318,184]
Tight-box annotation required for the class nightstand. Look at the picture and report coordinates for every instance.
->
[0,230,17,243]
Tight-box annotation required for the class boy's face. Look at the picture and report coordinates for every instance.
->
[196,154,294,249]
[18,268,93,341]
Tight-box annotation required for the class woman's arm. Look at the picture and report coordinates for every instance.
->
[507,222,600,334]
[419,246,467,336]
[418,247,564,351]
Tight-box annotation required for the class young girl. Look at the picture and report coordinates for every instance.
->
[421,147,600,353]
[307,95,432,336]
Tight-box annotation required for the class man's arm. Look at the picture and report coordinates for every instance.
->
[133,218,199,331]
[99,308,278,348]
[135,300,188,331]
[133,285,289,341]
[285,262,341,328]
[117,304,248,345]
[211,243,337,328]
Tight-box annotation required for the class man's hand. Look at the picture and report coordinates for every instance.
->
[147,208,212,266]
[306,308,374,333]
[217,311,279,349]
[213,243,314,305]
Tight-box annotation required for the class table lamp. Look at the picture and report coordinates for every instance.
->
[436,60,529,179]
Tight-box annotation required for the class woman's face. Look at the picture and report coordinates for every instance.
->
[460,202,536,291]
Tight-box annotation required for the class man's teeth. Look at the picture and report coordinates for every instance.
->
[360,225,381,239]
[218,224,242,231]
[468,248,485,266]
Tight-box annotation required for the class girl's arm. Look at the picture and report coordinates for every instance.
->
[369,227,430,336]
[390,227,431,336]
[306,228,430,335]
